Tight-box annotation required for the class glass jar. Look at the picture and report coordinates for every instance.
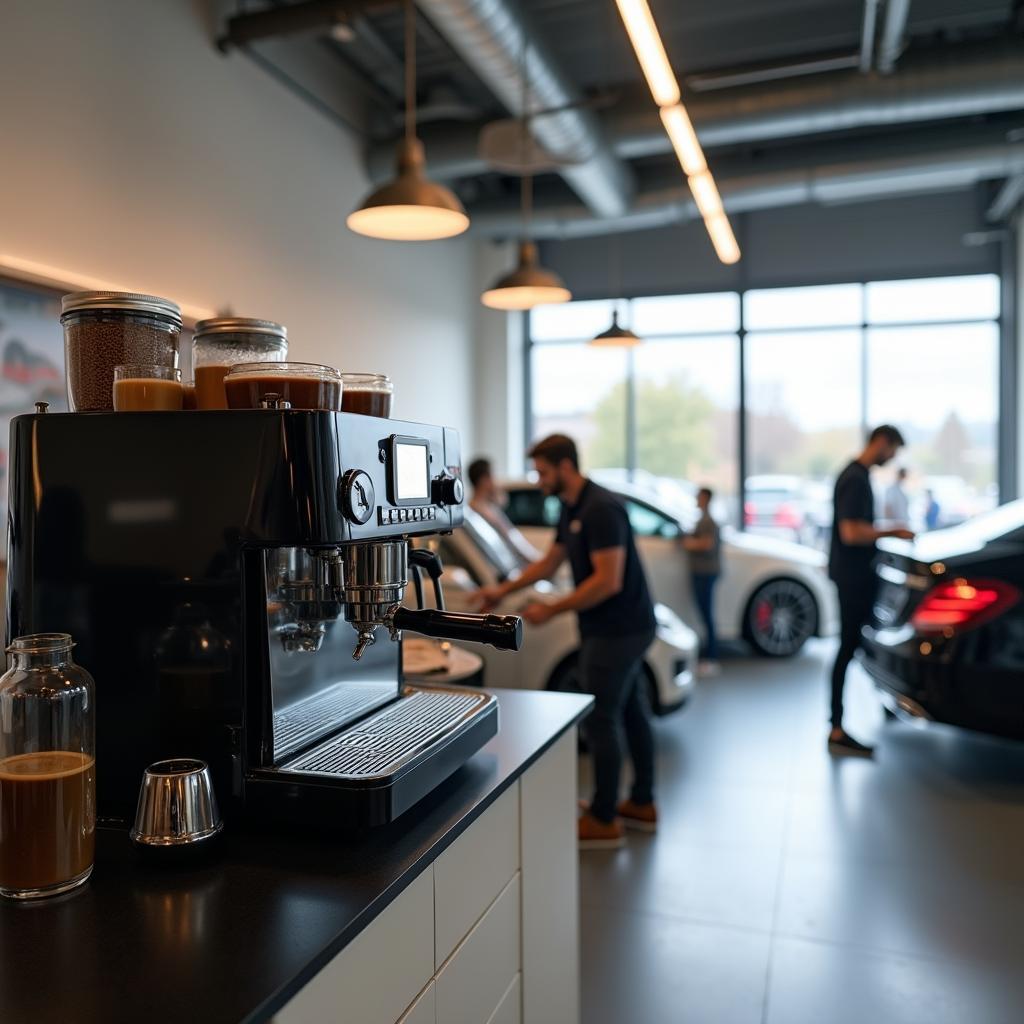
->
[223,361,343,411]
[61,291,182,412]
[0,634,96,900]
[192,317,288,410]
[340,373,394,418]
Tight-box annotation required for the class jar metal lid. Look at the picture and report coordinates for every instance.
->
[60,291,183,327]
[193,317,287,344]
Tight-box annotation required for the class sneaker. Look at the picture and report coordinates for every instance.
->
[697,660,721,678]
[578,812,625,849]
[828,730,875,758]
[617,799,658,833]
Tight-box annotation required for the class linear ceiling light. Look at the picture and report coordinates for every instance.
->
[616,0,740,264]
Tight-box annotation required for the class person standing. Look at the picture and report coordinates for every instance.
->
[881,467,911,529]
[477,435,658,848]
[466,456,541,563]
[925,488,942,531]
[683,486,721,675]
[828,425,914,756]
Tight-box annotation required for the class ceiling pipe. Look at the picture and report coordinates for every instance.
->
[859,0,880,73]
[368,39,1024,180]
[465,139,1024,239]
[877,0,912,75]
[987,173,1024,222]
[414,0,634,217]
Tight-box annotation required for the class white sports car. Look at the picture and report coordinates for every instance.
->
[412,509,698,715]
[503,480,839,657]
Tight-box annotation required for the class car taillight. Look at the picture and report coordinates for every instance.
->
[910,578,1020,634]
[744,501,755,525]
[774,502,800,529]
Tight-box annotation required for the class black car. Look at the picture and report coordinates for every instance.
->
[861,501,1024,741]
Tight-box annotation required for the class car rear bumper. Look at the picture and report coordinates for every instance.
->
[860,626,1024,740]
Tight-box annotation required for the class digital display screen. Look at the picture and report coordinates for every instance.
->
[395,442,429,501]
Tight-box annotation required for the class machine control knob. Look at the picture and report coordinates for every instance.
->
[341,470,375,525]
[432,473,464,507]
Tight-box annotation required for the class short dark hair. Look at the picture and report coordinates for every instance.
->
[869,424,906,447]
[527,434,579,470]
[467,458,491,488]
[698,486,713,501]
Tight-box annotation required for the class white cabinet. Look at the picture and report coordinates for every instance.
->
[273,868,434,1024]
[274,732,579,1024]
[434,783,519,967]
[435,874,520,1024]
[520,732,580,1024]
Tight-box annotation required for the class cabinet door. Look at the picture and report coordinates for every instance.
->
[435,874,521,1024]
[398,983,436,1024]
[434,782,520,967]
[520,732,580,1024]
[486,974,521,1024]
[273,868,434,1024]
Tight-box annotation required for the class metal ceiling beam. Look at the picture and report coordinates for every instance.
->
[368,39,1024,182]
[859,0,880,73]
[877,0,912,74]
[988,174,1024,222]
[217,0,393,52]
[465,134,1024,239]
[414,0,634,218]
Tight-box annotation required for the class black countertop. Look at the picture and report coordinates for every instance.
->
[0,688,591,1024]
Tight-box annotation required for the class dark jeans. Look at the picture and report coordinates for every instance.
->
[691,573,719,661]
[830,578,877,729]
[579,628,657,823]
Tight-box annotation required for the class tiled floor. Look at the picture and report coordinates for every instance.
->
[577,640,1024,1024]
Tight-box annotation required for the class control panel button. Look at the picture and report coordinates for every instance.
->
[340,470,375,525]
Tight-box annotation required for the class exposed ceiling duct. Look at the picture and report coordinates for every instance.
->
[367,39,1024,181]
[414,0,635,218]
[466,134,1024,239]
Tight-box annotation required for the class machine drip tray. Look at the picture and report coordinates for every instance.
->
[247,687,499,828]
[282,688,495,779]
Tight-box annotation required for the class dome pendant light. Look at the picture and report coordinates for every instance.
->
[481,37,571,311]
[347,0,468,241]
[590,235,642,347]
[592,308,641,347]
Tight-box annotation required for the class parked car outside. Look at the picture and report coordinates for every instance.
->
[744,474,809,542]
[861,500,1024,740]
[412,508,697,715]
[503,480,839,657]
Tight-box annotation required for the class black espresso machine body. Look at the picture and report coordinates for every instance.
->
[6,409,518,827]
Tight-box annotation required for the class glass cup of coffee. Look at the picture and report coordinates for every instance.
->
[113,364,183,411]
[223,362,344,411]
[340,373,393,418]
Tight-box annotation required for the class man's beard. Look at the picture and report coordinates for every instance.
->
[547,476,565,497]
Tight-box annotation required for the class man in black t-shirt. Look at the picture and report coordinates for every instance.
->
[828,425,914,757]
[478,435,658,849]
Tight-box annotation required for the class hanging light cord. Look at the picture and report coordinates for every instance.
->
[405,0,415,145]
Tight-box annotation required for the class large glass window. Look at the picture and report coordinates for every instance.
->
[527,274,1002,543]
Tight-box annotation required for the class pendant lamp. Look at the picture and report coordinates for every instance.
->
[590,236,641,347]
[347,0,468,241]
[481,39,571,310]
[591,308,641,347]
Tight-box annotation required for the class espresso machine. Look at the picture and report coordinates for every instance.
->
[5,407,522,827]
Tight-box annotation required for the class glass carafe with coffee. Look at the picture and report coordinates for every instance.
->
[0,634,96,900]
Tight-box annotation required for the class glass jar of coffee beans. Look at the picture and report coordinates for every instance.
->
[61,292,182,411]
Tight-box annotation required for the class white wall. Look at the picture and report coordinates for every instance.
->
[0,0,478,440]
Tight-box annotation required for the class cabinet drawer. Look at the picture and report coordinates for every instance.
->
[435,873,521,1024]
[486,974,521,1024]
[434,783,519,966]
[273,869,434,1024]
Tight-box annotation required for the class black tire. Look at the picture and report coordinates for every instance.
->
[744,578,818,657]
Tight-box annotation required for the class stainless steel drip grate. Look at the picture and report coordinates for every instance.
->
[281,689,493,779]
[274,682,397,758]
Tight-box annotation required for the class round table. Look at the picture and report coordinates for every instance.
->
[403,640,485,687]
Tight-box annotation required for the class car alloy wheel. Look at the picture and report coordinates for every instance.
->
[745,578,817,657]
